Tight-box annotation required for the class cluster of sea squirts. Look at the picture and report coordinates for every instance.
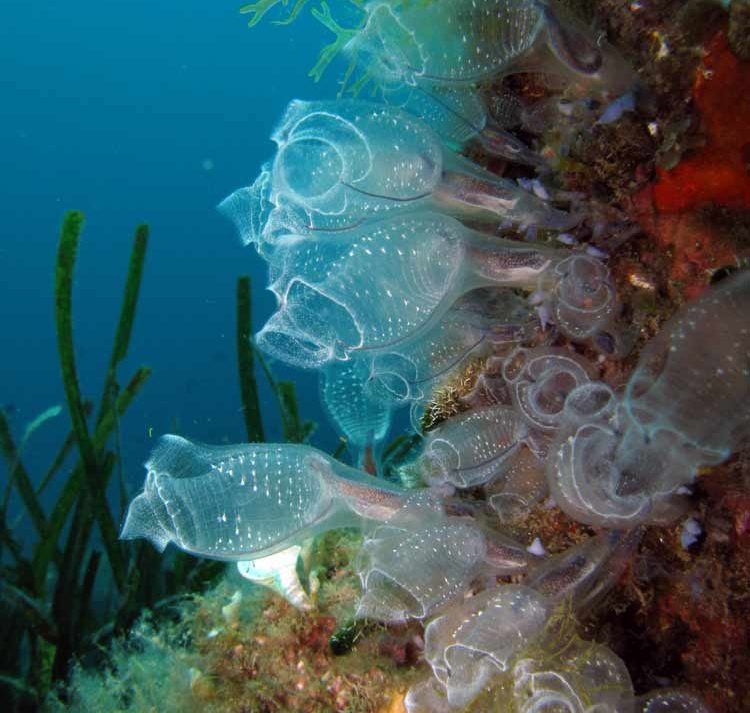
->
[121,1,750,711]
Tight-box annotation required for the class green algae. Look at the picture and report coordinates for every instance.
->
[236,276,265,442]
[54,211,129,593]
[6,258,317,704]
[0,213,199,710]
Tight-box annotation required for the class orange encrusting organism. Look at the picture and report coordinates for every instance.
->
[653,33,750,212]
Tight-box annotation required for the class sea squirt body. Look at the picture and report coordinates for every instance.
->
[120,435,406,561]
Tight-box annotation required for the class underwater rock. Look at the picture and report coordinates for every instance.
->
[651,33,750,212]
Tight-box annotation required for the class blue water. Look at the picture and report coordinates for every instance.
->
[1,1,342,522]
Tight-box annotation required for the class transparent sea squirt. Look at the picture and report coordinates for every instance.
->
[549,271,750,528]
[347,0,637,100]
[120,435,408,561]
[255,212,562,369]
[221,99,577,248]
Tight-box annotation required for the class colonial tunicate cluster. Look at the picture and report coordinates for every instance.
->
[119,2,747,710]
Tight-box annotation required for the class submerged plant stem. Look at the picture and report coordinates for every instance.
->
[54,212,126,592]
[237,276,265,442]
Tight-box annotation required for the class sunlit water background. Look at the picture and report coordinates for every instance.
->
[1,1,350,552]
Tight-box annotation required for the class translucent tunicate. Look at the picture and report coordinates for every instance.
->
[220,100,577,251]
[404,677,451,713]
[257,212,560,368]
[384,82,546,168]
[365,288,536,405]
[383,83,490,150]
[486,446,548,523]
[344,0,636,96]
[346,0,545,86]
[217,163,273,253]
[319,356,392,472]
[355,493,522,622]
[547,383,691,527]
[551,254,618,342]
[432,151,577,231]
[634,689,711,713]
[120,435,407,560]
[625,270,750,461]
[536,0,639,98]
[503,346,597,439]
[423,585,550,708]
[270,99,441,227]
[525,530,641,614]
[549,273,750,527]
[511,638,634,713]
[418,405,529,488]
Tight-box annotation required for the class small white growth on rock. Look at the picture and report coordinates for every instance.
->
[680,518,702,550]
[221,589,243,627]
[527,537,547,557]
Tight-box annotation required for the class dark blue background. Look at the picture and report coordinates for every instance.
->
[0,0,345,530]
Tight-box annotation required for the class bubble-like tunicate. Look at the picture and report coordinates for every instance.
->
[257,212,559,369]
[547,273,750,528]
[511,638,633,713]
[525,530,642,614]
[221,99,577,252]
[346,0,544,86]
[319,356,393,472]
[271,100,441,226]
[486,446,548,524]
[257,212,465,367]
[383,83,490,150]
[365,288,536,405]
[503,346,597,438]
[635,689,712,713]
[404,677,451,713]
[418,405,529,488]
[547,383,692,527]
[423,585,549,708]
[384,82,546,168]
[355,493,488,622]
[344,0,636,96]
[551,254,618,341]
[217,163,273,253]
[625,270,750,460]
[120,435,407,561]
